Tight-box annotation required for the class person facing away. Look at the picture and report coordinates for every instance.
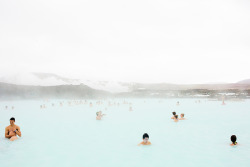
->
[171,111,176,119]
[96,112,102,120]
[138,133,151,146]
[5,117,22,141]
[179,113,185,120]
[230,135,238,146]
[174,115,179,122]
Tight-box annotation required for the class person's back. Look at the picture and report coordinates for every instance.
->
[96,112,101,120]
[230,135,238,146]
[174,115,179,122]
[171,111,176,119]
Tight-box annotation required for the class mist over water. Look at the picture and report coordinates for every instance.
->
[0,98,250,167]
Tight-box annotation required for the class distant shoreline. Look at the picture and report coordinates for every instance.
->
[0,82,249,100]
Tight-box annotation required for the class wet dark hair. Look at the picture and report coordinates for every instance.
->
[231,135,237,145]
[143,133,149,139]
[10,117,15,121]
[174,115,178,119]
[172,112,176,115]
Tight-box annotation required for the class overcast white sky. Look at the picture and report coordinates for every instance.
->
[0,0,250,84]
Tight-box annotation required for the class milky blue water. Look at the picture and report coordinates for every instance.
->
[0,98,250,167]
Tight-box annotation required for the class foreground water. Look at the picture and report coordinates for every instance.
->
[0,98,250,167]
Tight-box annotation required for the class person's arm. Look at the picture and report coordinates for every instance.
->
[137,142,143,146]
[15,126,21,137]
[5,127,11,138]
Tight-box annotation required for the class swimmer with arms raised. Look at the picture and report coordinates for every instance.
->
[5,117,22,141]
[230,135,238,146]
[99,111,106,117]
[138,133,151,146]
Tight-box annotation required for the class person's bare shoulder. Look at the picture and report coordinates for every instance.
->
[5,125,10,130]
[16,125,21,129]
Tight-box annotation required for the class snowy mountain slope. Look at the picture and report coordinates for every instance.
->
[0,72,249,93]
[237,79,250,84]
[0,72,129,93]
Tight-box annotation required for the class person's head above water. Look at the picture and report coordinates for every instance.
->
[138,133,151,146]
[181,113,184,118]
[96,112,99,116]
[142,133,150,144]
[143,133,149,139]
[231,135,237,145]
[10,117,15,125]
[172,112,176,116]
[174,115,178,119]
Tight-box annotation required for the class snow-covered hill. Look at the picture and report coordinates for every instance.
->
[81,80,129,93]
[0,72,129,93]
[237,79,250,84]
[0,72,249,93]
[0,72,80,86]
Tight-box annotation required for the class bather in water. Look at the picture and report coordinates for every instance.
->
[171,111,176,119]
[138,133,151,146]
[5,117,22,141]
[99,111,106,117]
[174,115,179,122]
[96,112,102,120]
[179,113,185,120]
[230,135,238,146]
